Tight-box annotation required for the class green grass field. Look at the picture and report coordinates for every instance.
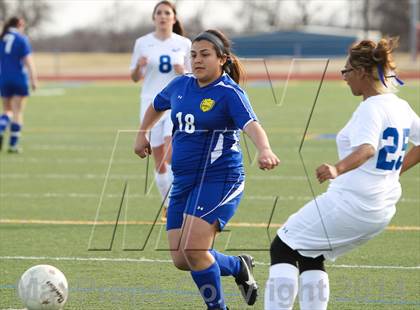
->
[0,79,419,309]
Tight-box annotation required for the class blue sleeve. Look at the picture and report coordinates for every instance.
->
[226,87,258,130]
[153,75,184,111]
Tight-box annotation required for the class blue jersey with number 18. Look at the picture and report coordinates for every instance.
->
[153,73,258,189]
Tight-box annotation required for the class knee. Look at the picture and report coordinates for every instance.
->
[172,255,190,271]
[182,249,207,268]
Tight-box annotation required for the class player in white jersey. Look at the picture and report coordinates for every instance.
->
[130,1,191,220]
[265,37,420,310]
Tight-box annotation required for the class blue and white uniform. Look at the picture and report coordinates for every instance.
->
[153,73,258,230]
[130,32,191,147]
[0,27,32,97]
[278,93,420,261]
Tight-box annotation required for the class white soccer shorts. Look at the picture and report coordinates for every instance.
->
[277,189,395,261]
[140,99,173,148]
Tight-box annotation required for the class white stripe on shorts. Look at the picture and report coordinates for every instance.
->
[200,176,245,219]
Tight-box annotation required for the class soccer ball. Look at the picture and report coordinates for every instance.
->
[17,265,68,310]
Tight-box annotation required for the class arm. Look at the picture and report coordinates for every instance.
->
[316,143,375,183]
[131,56,148,83]
[400,145,420,175]
[134,104,166,158]
[243,121,280,170]
[23,55,37,91]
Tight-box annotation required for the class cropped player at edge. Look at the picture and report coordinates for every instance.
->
[265,37,420,310]
[130,1,191,220]
[0,16,37,153]
[134,29,280,309]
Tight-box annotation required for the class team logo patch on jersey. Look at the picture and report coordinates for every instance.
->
[200,98,216,112]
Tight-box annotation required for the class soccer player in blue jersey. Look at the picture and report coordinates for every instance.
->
[134,29,280,309]
[0,16,37,153]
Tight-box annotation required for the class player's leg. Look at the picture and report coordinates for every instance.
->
[181,215,227,310]
[166,193,190,271]
[0,97,13,151]
[186,179,258,306]
[161,116,173,220]
[150,120,172,220]
[8,95,26,153]
[151,143,170,219]
[298,255,329,310]
[167,228,190,270]
[264,235,299,310]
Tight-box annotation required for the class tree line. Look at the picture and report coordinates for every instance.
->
[0,0,417,52]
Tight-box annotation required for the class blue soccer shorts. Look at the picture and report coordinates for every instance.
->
[0,79,29,97]
[166,178,245,231]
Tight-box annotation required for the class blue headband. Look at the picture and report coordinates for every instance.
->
[377,64,404,87]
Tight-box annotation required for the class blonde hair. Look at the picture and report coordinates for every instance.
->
[349,37,400,93]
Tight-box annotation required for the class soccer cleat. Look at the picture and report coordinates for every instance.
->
[161,207,167,222]
[235,255,258,305]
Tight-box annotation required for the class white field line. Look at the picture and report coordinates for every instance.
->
[0,219,419,231]
[0,192,419,204]
[0,255,419,270]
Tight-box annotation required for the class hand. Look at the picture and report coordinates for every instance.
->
[30,79,37,91]
[134,132,152,158]
[137,56,148,68]
[316,163,338,183]
[173,64,184,74]
[258,148,280,170]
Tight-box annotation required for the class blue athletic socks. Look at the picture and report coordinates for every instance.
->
[191,262,226,310]
[0,114,10,135]
[209,249,241,277]
[9,122,21,148]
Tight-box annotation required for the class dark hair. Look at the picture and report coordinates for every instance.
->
[152,1,185,37]
[348,37,399,91]
[1,16,22,39]
[192,29,245,84]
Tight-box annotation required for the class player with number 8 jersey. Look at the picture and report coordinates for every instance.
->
[131,33,191,111]
[130,1,191,220]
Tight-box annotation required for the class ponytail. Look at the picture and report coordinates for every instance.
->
[193,29,246,84]
[1,16,21,39]
[172,20,185,37]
